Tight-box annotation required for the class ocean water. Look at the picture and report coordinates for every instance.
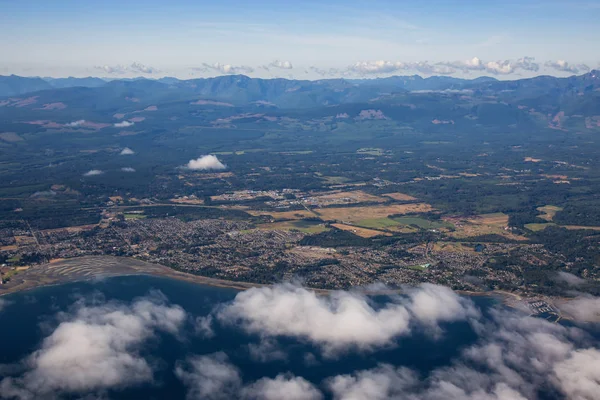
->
[0,276,519,399]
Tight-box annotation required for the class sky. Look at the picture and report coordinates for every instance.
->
[1,0,599,80]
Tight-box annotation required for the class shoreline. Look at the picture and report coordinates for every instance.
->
[0,255,524,302]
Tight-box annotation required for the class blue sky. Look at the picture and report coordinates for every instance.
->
[1,0,598,79]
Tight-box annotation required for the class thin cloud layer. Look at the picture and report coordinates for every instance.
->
[214,283,477,354]
[196,63,255,75]
[187,155,227,171]
[120,147,135,155]
[114,121,134,128]
[344,56,587,76]
[324,308,600,399]
[268,60,294,70]
[545,60,591,74]
[175,352,242,400]
[83,169,103,176]
[555,271,586,286]
[121,167,136,172]
[242,374,322,400]
[0,293,186,399]
[65,120,85,127]
[94,62,159,75]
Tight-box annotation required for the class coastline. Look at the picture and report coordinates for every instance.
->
[0,255,525,302]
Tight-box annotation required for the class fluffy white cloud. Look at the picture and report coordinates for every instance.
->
[327,364,419,400]
[120,147,135,155]
[0,294,186,399]
[269,60,294,69]
[129,62,159,74]
[214,283,476,355]
[65,119,85,127]
[348,60,408,74]
[242,374,322,400]
[94,62,159,75]
[114,121,134,128]
[325,307,600,400]
[347,60,456,76]
[407,283,479,329]
[121,167,135,172]
[247,338,288,363]
[555,271,586,286]
[187,155,227,171]
[558,296,600,321]
[445,56,540,75]
[197,63,255,75]
[175,352,242,400]
[83,169,103,176]
[545,60,591,74]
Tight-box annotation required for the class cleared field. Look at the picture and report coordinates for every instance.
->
[124,213,147,220]
[382,192,417,201]
[311,190,386,205]
[257,220,328,234]
[331,223,392,238]
[445,213,529,241]
[170,198,205,205]
[393,216,453,230]
[317,203,434,224]
[525,223,553,232]
[537,205,563,221]
[356,218,403,229]
[247,209,317,220]
[564,225,600,231]
[432,242,477,253]
[470,213,509,226]
[319,176,351,185]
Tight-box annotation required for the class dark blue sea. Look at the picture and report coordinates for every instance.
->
[0,275,590,399]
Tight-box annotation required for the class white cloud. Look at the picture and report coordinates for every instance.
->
[94,62,159,75]
[129,62,159,74]
[242,374,323,400]
[555,271,586,286]
[196,63,255,75]
[347,60,455,76]
[558,296,600,321]
[83,169,103,176]
[65,120,85,127]
[327,364,419,400]
[445,56,540,75]
[114,121,134,128]
[407,283,479,331]
[0,298,10,313]
[325,307,600,400]
[545,60,591,74]
[269,60,293,69]
[121,167,135,172]
[175,352,242,400]
[214,283,476,355]
[0,293,186,399]
[247,338,287,363]
[186,155,227,171]
[194,315,215,338]
[348,60,408,74]
[120,147,135,155]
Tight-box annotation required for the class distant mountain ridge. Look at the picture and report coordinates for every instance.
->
[1,71,598,111]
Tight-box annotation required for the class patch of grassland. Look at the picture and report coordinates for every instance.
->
[525,223,555,231]
[393,216,453,230]
[124,213,147,220]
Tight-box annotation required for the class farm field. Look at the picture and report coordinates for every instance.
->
[316,203,434,224]
[331,223,392,238]
[256,220,328,234]
[381,192,418,201]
